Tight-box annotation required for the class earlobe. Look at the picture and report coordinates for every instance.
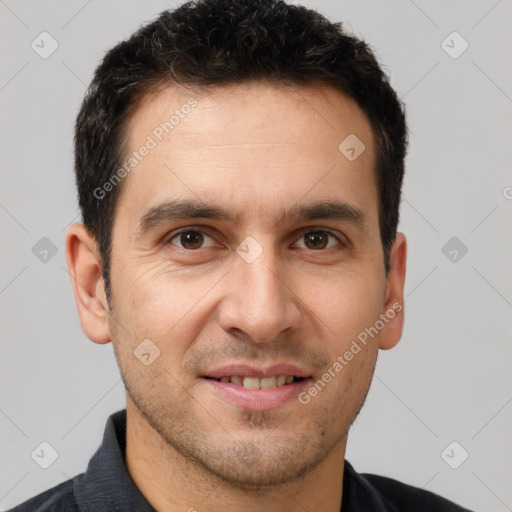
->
[379,233,407,351]
[65,223,111,344]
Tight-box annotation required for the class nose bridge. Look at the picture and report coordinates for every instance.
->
[218,236,301,343]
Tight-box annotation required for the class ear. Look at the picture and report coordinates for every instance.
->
[379,232,407,350]
[65,223,111,344]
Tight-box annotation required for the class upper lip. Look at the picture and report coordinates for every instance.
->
[201,363,312,379]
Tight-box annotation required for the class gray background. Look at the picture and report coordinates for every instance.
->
[1,1,511,510]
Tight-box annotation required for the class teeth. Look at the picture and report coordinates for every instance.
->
[214,375,300,389]
[243,377,260,389]
[260,376,277,389]
[277,375,287,386]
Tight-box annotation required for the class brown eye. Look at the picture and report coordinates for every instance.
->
[170,230,214,250]
[296,230,340,250]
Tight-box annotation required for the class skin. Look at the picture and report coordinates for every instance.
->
[66,81,407,512]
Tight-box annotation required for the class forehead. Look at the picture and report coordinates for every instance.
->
[115,81,377,230]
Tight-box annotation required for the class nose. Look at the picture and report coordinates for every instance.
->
[217,244,302,344]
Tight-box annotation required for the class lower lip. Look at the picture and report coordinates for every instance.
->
[201,378,312,411]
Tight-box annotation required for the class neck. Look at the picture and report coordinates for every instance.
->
[125,402,347,512]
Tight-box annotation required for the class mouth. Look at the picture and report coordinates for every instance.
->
[203,375,307,389]
[200,375,312,410]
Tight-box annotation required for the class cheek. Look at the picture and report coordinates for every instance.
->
[301,267,386,341]
[110,260,224,353]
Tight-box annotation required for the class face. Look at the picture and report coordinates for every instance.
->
[81,81,405,488]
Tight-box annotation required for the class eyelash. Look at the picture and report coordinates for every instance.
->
[166,227,347,251]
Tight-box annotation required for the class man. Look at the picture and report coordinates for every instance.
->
[9,0,473,510]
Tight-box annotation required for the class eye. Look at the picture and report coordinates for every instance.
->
[169,229,216,250]
[294,230,342,250]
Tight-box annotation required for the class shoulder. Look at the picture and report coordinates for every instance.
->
[5,477,80,512]
[361,471,473,511]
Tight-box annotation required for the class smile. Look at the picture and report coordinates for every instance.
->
[204,375,305,389]
[201,376,312,410]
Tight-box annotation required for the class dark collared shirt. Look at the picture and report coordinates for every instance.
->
[7,409,473,511]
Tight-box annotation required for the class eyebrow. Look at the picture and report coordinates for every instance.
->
[136,198,368,236]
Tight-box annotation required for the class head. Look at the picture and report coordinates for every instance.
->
[67,0,407,490]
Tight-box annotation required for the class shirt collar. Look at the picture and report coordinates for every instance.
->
[342,459,395,511]
[74,409,155,512]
